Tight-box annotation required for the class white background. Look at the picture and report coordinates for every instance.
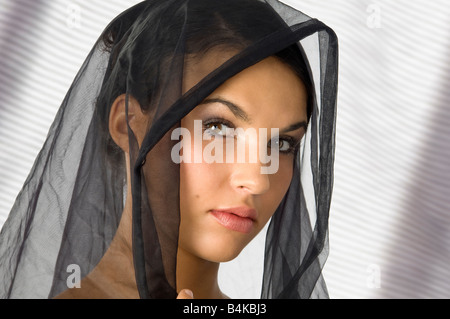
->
[1,0,449,298]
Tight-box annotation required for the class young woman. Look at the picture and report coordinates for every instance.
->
[0,0,338,299]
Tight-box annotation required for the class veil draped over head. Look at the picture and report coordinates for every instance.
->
[0,0,337,299]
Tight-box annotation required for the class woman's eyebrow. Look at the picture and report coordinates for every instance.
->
[199,97,307,133]
[199,97,251,123]
[280,121,307,133]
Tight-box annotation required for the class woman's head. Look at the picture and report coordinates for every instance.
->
[103,0,313,272]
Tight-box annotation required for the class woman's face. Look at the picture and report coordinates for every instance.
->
[178,53,308,262]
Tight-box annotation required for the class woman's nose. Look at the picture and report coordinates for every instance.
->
[229,161,270,195]
[227,129,274,195]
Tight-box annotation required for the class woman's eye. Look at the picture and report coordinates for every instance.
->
[268,137,297,154]
[205,122,231,136]
[271,139,290,152]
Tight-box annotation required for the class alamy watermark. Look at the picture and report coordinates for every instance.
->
[366,3,382,29]
[171,120,280,174]
[66,3,82,29]
[366,264,381,289]
[66,264,81,288]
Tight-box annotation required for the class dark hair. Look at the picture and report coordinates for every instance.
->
[97,0,313,164]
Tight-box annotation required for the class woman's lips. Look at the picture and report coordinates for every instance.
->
[210,207,257,234]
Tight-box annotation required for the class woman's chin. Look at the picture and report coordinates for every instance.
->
[183,236,248,263]
[203,246,244,263]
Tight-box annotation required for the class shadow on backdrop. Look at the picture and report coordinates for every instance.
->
[0,0,47,115]
[376,39,450,299]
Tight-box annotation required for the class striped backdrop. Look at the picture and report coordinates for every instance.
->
[1,0,449,298]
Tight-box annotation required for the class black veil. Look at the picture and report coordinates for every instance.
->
[0,0,338,299]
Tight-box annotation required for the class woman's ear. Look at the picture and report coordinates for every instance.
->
[109,94,147,153]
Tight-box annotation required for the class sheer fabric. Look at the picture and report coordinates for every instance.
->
[0,0,338,299]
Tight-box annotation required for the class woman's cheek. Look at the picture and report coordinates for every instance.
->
[263,157,294,214]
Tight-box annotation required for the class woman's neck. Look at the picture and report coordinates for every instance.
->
[54,193,138,299]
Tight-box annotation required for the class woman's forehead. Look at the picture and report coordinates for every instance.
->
[182,49,238,93]
[184,55,307,120]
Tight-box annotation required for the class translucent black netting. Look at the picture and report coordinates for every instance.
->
[0,0,338,299]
